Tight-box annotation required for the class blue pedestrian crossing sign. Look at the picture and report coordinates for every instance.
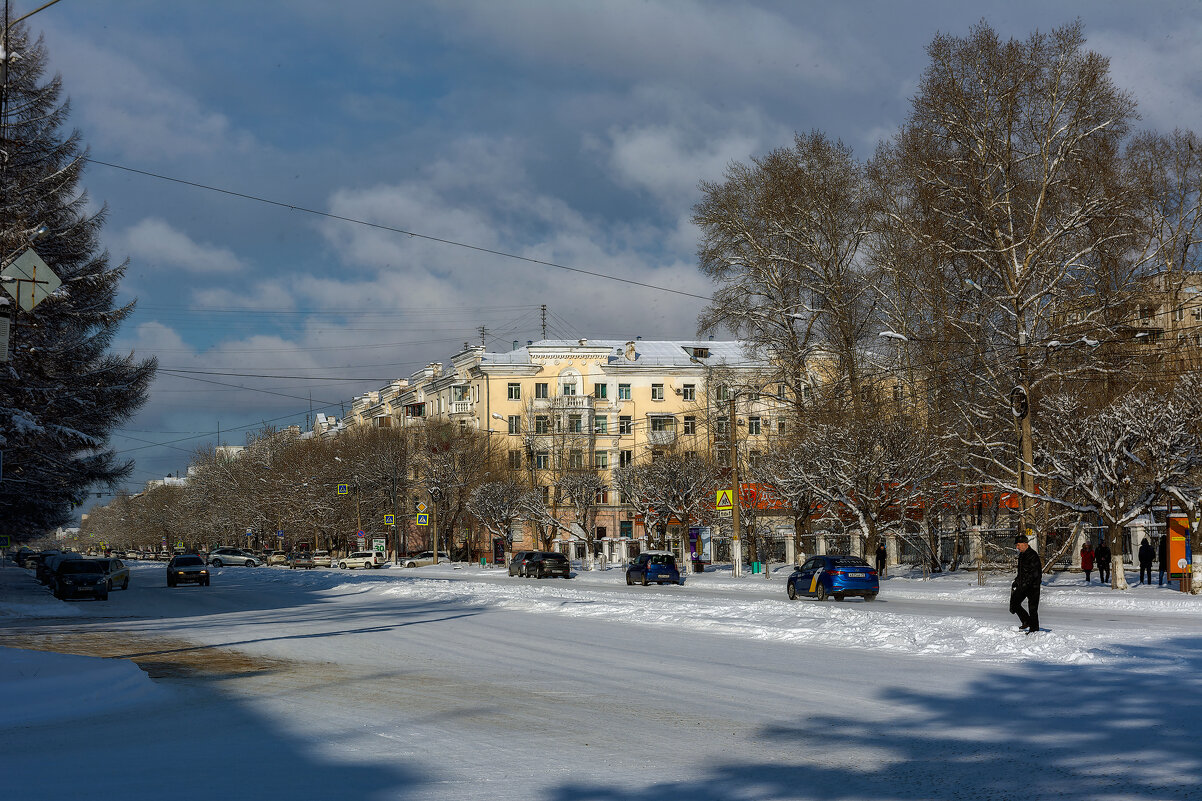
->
[384,514,395,526]
[416,513,429,526]
[337,484,349,495]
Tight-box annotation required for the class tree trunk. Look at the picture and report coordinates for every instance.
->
[1107,520,1128,590]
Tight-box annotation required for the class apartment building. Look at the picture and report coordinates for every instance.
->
[343,338,788,558]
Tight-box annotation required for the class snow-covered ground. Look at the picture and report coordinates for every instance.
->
[3,559,1201,800]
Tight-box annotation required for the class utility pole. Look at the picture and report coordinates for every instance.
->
[1013,328,1035,538]
[729,391,742,578]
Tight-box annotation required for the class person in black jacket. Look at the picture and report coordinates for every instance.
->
[875,542,887,577]
[1138,537,1155,585]
[1010,534,1043,633]
[1158,535,1169,587]
[1096,541,1112,585]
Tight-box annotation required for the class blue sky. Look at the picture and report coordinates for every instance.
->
[22,1,1202,500]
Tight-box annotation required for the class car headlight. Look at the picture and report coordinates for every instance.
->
[200,570,208,574]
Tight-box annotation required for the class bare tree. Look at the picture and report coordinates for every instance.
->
[469,478,536,562]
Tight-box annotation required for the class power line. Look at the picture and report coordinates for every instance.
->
[84,157,714,302]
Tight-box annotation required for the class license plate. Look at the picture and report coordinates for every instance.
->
[848,572,865,578]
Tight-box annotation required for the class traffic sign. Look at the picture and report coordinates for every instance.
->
[2,249,61,311]
[715,489,733,510]
[0,534,10,548]
[357,530,365,537]
[337,484,349,495]
[416,501,427,513]
[416,513,429,526]
[383,514,395,526]
[276,530,285,539]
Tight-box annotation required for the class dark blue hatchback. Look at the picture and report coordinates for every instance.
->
[626,551,683,586]
[787,555,878,602]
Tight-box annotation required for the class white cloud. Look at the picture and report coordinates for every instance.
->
[1090,27,1202,134]
[121,219,247,274]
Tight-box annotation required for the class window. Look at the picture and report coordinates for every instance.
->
[1174,308,1185,322]
[683,416,696,435]
[682,384,695,401]
[802,385,813,400]
[569,450,584,469]
[749,450,762,469]
[620,450,633,468]
[1139,304,1157,320]
[535,416,550,434]
[650,416,674,432]
[692,347,710,358]
[594,383,608,399]
[507,415,521,434]
[508,450,521,470]
[535,382,549,399]
[507,382,521,400]
[595,415,608,434]
[453,385,470,402]
[1196,333,1202,347]
[535,451,550,470]
[619,415,632,435]
[562,381,577,396]
[716,416,729,436]
[716,385,729,402]
[618,383,631,400]
[620,521,633,538]
[651,383,664,401]
[569,414,582,433]
[541,485,550,503]
[595,451,608,469]
[778,419,786,435]
[595,524,607,537]
[1193,308,1202,322]
[777,384,787,399]
[747,416,761,435]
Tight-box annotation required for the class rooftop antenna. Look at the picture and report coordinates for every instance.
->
[478,324,488,347]
[541,304,547,340]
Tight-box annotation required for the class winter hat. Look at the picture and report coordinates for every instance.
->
[1015,534,1029,544]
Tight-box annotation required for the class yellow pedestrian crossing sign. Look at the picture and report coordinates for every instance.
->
[384,514,395,526]
[416,513,429,526]
[337,484,349,495]
[716,489,733,510]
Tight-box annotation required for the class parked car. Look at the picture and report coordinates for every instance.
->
[508,550,536,576]
[626,551,683,586]
[167,554,210,587]
[51,559,110,601]
[400,550,451,568]
[520,551,572,579]
[207,547,260,567]
[97,558,130,591]
[339,551,385,569]
[787,555,878,602]
[266,551,289,566]
[38,551,80,585]
[312,550,333,568]
[288,552,316,569]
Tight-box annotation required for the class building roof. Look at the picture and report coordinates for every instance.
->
[479,339,767,368]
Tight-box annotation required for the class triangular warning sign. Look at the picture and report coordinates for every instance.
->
[716,489,733,510]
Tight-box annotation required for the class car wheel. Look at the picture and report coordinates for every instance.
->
[122,578,129,590]
[245,561,254,567]
[203,579,211,586]
[865,593,877,602]
[97,592,108,601]
[211,559,223,568]
[816,583,829,601]
[339,562,347,569]
[641,574,648,587]
[787,581,798,600]
[537,565,546,579]
[167,578,176,588]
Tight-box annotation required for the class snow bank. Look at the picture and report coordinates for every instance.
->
[0,646,166,728]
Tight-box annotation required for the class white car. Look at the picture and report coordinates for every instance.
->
[312,550,333,568]
[400,551,451,568]
[207,547,261,567]
[339,551,385,569]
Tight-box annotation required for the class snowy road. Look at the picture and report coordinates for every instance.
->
[4,561,1202,800]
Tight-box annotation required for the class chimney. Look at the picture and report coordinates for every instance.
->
[578,338,587,346]
[624,341,637,361]
[513,340,519,351]
[636,335,642,341]
[527,340,533,346]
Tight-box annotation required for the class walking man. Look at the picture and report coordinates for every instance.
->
[875,542,887,578]
[1138,537,1155,585]
[1010,534,1043,634]
[1096,540,1112,585]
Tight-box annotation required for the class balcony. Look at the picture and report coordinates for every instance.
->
[450,400,474,417]
[648,430,677,447]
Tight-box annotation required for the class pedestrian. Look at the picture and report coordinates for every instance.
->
[1080,541,1094,583]
[1158,535,1169,587]
[1137,537,1155,585]
[1010,534,1043,634]
[875,542,887,577]
[1096,540,1112,585]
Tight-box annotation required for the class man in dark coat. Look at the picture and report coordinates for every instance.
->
[1158,535,1169,587]
[1010,534,1043,633]
[1138,537,1155,585]
[1096,541,1112,584]
[875,542,887,577]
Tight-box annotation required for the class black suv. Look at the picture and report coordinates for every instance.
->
[521,551,572,579]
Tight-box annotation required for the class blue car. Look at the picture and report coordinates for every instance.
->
[626,551,683,586]
[787,555,878,601]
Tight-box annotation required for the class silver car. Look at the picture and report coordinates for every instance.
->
[207,547,260,567]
